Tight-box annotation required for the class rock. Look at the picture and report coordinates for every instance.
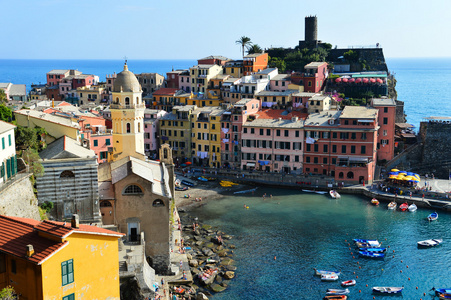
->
[205,242,214,249]
[220,258,234,266]
[194,236,203,241]
[197,292,209,300]
[216,245,224,251]
[229,244,236,249]
[224,265,237,271]
[191,268,200,276]
[210,283,226,293]
[223,271,235,280]
[215,275,223,284]
[202,224,212,230]
[189,259,199,267]
[217,250,228,257]
[223,235,232,240]
[186,253,192,260]
[221,280,230,287]
[195,240,204,246]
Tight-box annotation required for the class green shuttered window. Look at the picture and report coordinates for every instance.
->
[61,259,74,286]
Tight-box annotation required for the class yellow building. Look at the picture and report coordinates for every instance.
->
[191,106,224,167]
[189,64,223,94]
[109,63,146,162]
[0,214,123,300]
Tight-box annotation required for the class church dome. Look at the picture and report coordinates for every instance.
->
[113,63,141,93]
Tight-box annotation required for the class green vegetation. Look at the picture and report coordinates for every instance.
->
[247,44,263,55]
[38,206,48,221]
[269,46,330,72]
[40,201,54,213]
[235,36,252,57]
[0,90,7,104]
[0,286,16,300]
[0,105,12,122]
[15,125,47,151]
[21,149,44,178]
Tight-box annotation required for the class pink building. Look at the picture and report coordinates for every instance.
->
[178,70,190,93]
[270,74,292,92]
[220,98,261,169]
[290,62,328,93]
[371,98,396,162]
[144,109,167,159]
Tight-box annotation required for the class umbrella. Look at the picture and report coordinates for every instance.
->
[185,162,192,165]
[335,78,342,83]
[355,78,362,83]
[370,78,376,83]
[342,78,349,83]
[376,79,383,84]
[391,169,399,172]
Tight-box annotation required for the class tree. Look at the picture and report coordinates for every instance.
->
[268,57,286,73]
[0,286,16,300]
[235,36,252,57]
[21,148,44,178]
[0,89,7,104]
[0,105,12,122]
[15,125,37,150]
[247,44,262,55]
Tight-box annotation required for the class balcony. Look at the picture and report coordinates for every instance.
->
[110,103,145,109]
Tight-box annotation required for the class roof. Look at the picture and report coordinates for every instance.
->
[256,68,278,75]
[244,114,304,129]
[244,53,267,58]
[152,88,179,96]
[272,74,290,81]
[255,90,297,97]
[292,92,318,98]
[395,123,415,129]
[0,120,16,135]
[304,110,342,127]
[0,83,12,89]
[198,55,230,61]
[47,69,69,75]
[113,64,141,93]
[0,215,122,265]
[9,84,26,96]
[372,98,396,106]
[305,62,327,68]
[14,109,81,129]
[256,109,308,120]
[192,106,225,117]
[340,106,378,119]
[39,136,96,160]
[191,64,216,69]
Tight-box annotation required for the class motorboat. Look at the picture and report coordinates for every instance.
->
[432,288,451,297]
[359,250,385,258]
[372,287,403,294]
[321,274,339,281]
[353,239,381,248]
[323,296,347,300]
[417,239,443,247]
[388,201,397,210]
[181,180,195,187]
[314,269,340,276]
[399,202,409,211]
[326,289,350,295]
[428,212,438,221]
[330,190,341,199]
[175,186,189,191]
[197,176,208,182]
[359,247,386,253]
[438,293,451,300]
[341,279,356,287]
[371,198,379,205]
[408,203,418,212]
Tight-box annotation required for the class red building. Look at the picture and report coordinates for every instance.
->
[303,106,379,184]
[166,70,184,89]
[243,53,268,76]
[291,62,328,93]
[197,55,230,66]
[371,98,396,162]
[46,69,82,86]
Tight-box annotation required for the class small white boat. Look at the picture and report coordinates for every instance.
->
[387,201,397,210]
[314,269,340,276]
[372,287,403,294]
[417,239,443,247]
[341,279,356,287]
[408,203,417,212]
[321,274,339,281]
[329,190,341,199]
[315,191,328,194]
[326,288,350,295]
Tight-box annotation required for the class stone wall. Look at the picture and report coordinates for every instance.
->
[419,121,451,178]
[0,173,40,220]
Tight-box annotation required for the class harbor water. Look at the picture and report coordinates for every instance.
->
[189,187,451,299]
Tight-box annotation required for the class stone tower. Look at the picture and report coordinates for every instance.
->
[159,143,175,198]
[109,63,146,162]
[305,15,318,42]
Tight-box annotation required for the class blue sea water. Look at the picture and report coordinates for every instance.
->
[189,188,451,300]
[1,58,450,129]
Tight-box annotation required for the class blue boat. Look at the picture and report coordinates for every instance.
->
[428,212,438,221]
[197,176,208,182]
[353,239,381,248]
[359,247,386,253]
[359,250,385,258]
[181,180,194,187]
[432,288,451,296]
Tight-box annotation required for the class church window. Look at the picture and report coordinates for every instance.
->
[126,123,131,133]
[152,200,165,207]
[125,97,130,106]
[123,185,143,195]
[138,123,141,132]
[136,97,139,105]
[60,170,75,178]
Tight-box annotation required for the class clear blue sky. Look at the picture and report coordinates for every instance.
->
[2,0,450,60]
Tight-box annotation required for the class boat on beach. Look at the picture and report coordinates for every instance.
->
[329,190,341,199]
[326,288,350,295]
[181,180,195,187]
[408,203,418,212]
[372,287,403,294]
[314,269,340,276]
[371,198,379,205]
[233,187,257,194]
[315,191,328,195]
[417,239,443,247]
[399,202,409,211]
[341,279,356,287]
[428,212,438,221]
[388,201,397,210]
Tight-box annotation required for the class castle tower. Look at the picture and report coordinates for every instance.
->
[109,63,146,162]
[305,15,318,42]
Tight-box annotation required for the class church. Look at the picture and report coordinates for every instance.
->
[98,63,174,274]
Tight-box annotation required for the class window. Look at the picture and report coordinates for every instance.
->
[314,157,318,163]
[61,259,74,286]
[243,128,248,134]
[11,259,16,274]
[260,129,264,135]
[93,140,98,147]
[106,139,111,146]
[361,133,367,140]
[306,144,311,152]
[306,156,310,163]
[266,129,271,136]
[8,135,11,146]
[323,157,327,164]
[383,117,388,125]
[384,107,388,113]
[126,123,131,133]
[123,185,143,195]
[341,145,346,154]
[332,145,337,153]
[383,130,387,136]
[60,170,75,178]
[63,294,75,300]
[351,145,356,154]
[251,128,254,134]
[1,138,4,149]
[323,145,328,152]
[314,144,318,152]
[361,146,366,154]
[351,133,356,140]
[276,130,280,136]
[295,131,299,138]
[284,130,289,137]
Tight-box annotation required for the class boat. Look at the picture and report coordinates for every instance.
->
[302,189,315,193]
[315,191,328,195]
[341,279,356,287]
[326,288,350,295]
[432,288,451,297]
[372,287,403,294]
[175,186,188,191]
[417,239,443,247]
[359,250,385,258]
[353,239,381,248]
[321,274,339,281]
[314,269,341,276]
[359,247,386,253]
[388,201,397,210]
[399,202,409,211]
[371,198,379,205]
[329,190,341,199]
[408,203,418,212]
[438,293,451,300]
[181,180,194,187]
[197,176,208,182]
[323,296,347,300]
[428,212,438,221]
[234,187,258,194]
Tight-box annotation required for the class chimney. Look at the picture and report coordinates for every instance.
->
[26,244,34,257]
[71,214,79,229]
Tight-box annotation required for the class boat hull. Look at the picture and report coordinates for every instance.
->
[372,287,403,294]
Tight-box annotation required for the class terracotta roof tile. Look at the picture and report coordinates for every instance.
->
[35,220,124,238]
[256,109,308,120]
[152,88,179,96]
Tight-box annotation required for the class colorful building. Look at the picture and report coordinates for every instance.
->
[224,60,243,78]
[0,121,17,185]
[371,98,396,162]
[166,70,185,89]
[0,214,123,300]
[144,109,167,159]
[307,94,334,114]
[135,73,165,96]
[150,88,183,111]
[254,90,297,109]
[291,62,328,93]
[243,53,269,76]
[77,84,110,106]
[189,64,223,94]
[197,55,230,66]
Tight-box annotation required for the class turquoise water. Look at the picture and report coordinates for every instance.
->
[189,187,451,299]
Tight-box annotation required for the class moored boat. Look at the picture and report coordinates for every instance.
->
[432,288,451,297]
[428,212,438,221]
[314,268,341,276]
[399,202,409,211]
[330,190,341,199]
[175,186,189,191]
[341,279,356,287]
[181,180,195,187]
[408,203,418,212]
[438,293,451,300]
[359,250,385,258]
[321,274,339,281]
[371,198,379,205]
[359,247,386,253]
[372,287,403,294]
[326,288,350,295]
[323,295,347,300]
[388,201,397,210]
[417,239,443,247]
[353,239,381,248]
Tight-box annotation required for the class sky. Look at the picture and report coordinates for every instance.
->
[2,0,451,60]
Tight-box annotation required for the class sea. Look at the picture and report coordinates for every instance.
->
[1,57,450,130]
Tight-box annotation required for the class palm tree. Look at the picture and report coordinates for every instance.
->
[235,36,252,57]
[247,44,263,55]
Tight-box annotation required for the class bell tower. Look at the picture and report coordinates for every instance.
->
[109,63,146,162]
[159,144,175,197]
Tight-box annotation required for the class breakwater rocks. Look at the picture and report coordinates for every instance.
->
[178,212,236,299]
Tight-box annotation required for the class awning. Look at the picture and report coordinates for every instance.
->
[246,163,256,167]
[358,119,373,123]
[349,157,368,163]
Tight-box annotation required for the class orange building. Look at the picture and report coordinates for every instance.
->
[243,53,268,75]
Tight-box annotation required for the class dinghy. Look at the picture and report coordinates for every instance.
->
[408,203,418,212]
[359,250,385,258]
[326,288,350,295]
[329,190,341,199]
[417,239,443,247]
[372,287,403,294]
[387,201,397,210]
[314,269,340,276]
[399,202,409,211]
[321,274,339,281]
[341,279,356,287]
[428,212,438,221]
